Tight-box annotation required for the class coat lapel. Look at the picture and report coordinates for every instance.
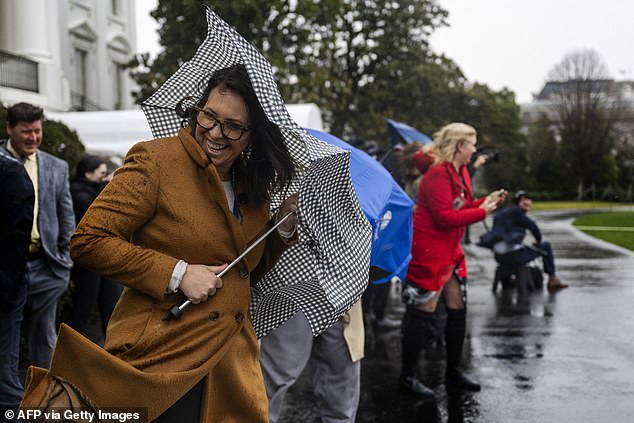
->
[36,151,50,211]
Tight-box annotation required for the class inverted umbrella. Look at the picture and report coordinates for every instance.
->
[141,7,371,338]
[306,129,414,284]
[385,118,432,146]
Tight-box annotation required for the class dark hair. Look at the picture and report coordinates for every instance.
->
[176,64,295,204]
[76,155,106,179]
[514,190,530,204]
[7,102,44,127]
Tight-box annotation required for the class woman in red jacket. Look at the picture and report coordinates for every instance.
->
[399,123,506,397]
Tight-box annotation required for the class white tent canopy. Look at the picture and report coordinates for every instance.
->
[48,103,324,161]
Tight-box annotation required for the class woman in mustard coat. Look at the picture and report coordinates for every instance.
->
[23,64,299,422]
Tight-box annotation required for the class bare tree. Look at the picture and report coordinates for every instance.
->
[545,49,627,199]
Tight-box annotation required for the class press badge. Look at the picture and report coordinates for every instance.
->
[452,195,465,210]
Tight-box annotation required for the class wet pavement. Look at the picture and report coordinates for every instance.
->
[279,209,634,422]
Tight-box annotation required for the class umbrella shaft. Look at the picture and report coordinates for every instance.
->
[174,212,294,315]
[217,211,293,278]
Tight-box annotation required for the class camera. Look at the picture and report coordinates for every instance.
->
[474,145,499,164]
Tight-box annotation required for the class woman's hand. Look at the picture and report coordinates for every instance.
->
[276,193,299,234]
[480,189,507,213]
[179,263,228,304]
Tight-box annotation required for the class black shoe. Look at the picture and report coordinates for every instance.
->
[446,369,481,391]
[398,375,435,398]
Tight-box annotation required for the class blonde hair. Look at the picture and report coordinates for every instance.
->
[431,122,476,164]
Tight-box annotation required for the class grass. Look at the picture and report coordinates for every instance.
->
[572,211,634,251]
[530,201,634,211]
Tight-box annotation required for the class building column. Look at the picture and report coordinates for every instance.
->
[7,0,52,62]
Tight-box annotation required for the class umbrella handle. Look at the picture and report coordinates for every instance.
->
[163,212,295,321]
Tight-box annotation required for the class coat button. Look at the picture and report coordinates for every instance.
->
[208,311,220,321]
[239,266,249,279]
[234,312,244,323]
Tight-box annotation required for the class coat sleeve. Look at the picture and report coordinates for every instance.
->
[0,163,34,309]
[421,167,486,229]
[519,212,542,243]
[70,143,178,301]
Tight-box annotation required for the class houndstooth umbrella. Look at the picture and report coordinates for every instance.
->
[141,7,371,338]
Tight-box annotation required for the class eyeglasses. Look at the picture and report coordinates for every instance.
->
[193,106,252,141]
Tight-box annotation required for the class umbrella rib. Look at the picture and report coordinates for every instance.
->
[141,104,177,111]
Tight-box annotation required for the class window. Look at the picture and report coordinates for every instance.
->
[74,48,88,96]
[72,48,88,110]
[114,63,124,110]
[111,0,120,16]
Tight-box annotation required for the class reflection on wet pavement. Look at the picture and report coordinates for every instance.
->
[278,211,634,422]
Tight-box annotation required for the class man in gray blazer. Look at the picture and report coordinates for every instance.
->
[1,102,74,402]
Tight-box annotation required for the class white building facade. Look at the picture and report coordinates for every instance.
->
[0,0,137,112]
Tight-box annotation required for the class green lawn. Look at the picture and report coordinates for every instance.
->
[530,201,634,211]
[572,211,634,251]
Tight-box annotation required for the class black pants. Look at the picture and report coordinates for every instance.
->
[68,266,122,337]
[152,379,204,423]
[362,282,391,320]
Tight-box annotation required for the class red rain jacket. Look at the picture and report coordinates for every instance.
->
[406,162,486,291]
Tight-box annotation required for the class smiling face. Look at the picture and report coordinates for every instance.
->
[6,120,43,157]
[194,87,251,181]
[518,197,533,211]
[453,134,477,168]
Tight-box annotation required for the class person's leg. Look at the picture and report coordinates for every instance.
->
[504,247,541,267]
[398,283,441,397]
[536,241,568,290]
[0,282,27,413]
[311,321,360,423]
[373,282,401,328]
[68,266,101,336]
[97,277,122,336]
[443,276,480,391]
[372,282,391,320]
[497,248,544,292]
[151,378,204,423]
[23,258,68,368]
[534,242,555,276]
[259,311,313,423]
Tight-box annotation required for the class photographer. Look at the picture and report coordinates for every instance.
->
[481,191,569,291]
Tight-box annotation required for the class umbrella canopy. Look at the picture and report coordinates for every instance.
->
[386,118,432,146]
[306,129,414,284]
[141,7,371,338]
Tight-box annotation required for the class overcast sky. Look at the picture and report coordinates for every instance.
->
[135,0,634,104]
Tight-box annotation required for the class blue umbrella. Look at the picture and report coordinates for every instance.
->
[385,118,432,146]
[306,129,414,284]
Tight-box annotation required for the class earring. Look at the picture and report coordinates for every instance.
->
[241,146,252,162]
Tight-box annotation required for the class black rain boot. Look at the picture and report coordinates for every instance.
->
[398,308,435,398]
[445,308,481,391]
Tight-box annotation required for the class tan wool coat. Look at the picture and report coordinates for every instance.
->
[21,128,292,422]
